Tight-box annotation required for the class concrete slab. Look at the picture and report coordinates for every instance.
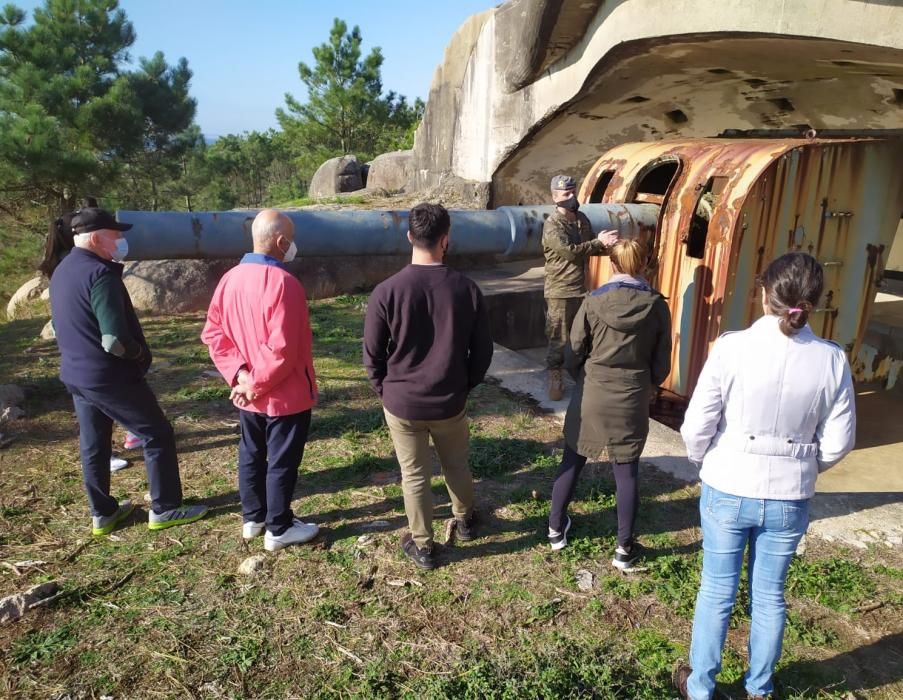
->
[468,260,544,294]
[472,262,547,350]
[487,343,903,549]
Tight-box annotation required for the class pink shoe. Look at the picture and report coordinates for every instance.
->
[123,432,142,450]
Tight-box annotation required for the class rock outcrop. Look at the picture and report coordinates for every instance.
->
[123,259,237,314]
[366,151,413,193]
[6,277,48,320]
[308,155,365,198]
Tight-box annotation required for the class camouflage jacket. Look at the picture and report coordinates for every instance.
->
[542,210,606,298]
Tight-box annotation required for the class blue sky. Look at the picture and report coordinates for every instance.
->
[15,0,496,138]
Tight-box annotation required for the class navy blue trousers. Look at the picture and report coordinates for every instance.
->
[238,409,312,536]
[66,380,182,517]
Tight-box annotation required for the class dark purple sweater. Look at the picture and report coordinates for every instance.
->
[363,264,493,420]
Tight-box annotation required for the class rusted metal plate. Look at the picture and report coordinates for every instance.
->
[580,138,903,400]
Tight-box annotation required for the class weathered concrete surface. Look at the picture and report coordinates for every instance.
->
[408,8,494,203]
[486,334,903,550]
[496,0,605,93]
[887,220,903,276]
[856,291,903,390]
[469,262,547,350]
[413,0,903,205]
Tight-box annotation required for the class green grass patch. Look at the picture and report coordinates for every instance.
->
[0,300,899,698]
[11,625,77,665]
[275,195,367,208]
[787,556,877,613]
[175,385,231,402]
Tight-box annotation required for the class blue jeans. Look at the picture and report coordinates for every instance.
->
[688,483,809,699]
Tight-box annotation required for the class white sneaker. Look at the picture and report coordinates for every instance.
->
[242,521,265,540]
[110,456,129,472]
[264,520,319,551]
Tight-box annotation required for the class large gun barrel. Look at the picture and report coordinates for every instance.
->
[116,204,659,260]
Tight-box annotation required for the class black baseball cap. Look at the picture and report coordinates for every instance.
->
[71,208,132,233]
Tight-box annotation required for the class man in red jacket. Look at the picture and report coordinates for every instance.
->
[201,209,319,551]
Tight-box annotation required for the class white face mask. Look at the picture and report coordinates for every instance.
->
[74,231,128,262]
[282,240,297,263]
[111,238,129,263]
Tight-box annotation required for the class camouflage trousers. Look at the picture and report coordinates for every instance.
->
[545,297,583,370]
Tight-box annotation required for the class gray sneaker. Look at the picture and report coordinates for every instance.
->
[148,504,208,531]
[92,499,135,536]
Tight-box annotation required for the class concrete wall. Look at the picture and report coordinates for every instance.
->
[411,0,903,206]
[887,220,903,278]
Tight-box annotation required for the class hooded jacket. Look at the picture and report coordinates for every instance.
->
[563,275,672,461]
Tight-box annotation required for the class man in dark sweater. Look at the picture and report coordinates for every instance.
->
[363,203,493,569]
[50,208,207,536]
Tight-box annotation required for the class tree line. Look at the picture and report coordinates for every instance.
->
[0,0,423,222]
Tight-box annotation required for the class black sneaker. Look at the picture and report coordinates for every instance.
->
[456,511,478,541]
[612,541,645,570]
[401,532,436,570]
[548,516,571,551]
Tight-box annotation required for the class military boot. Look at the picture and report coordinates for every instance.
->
[548,369,564,401]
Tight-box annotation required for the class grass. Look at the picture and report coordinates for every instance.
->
[0,212,46,310]
[275,194,368,208]
[0,296,901,698]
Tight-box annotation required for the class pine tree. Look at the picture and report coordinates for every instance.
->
[0,0,197,212]
[276,18,423,176]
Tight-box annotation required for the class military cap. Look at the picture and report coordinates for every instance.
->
[550,174,576,191]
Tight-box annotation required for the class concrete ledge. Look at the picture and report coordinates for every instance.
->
[487,342,697,482]
[472,261,547,350]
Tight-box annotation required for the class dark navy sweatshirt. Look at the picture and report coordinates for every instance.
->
[50,247,150,387]
[363,264,493,420]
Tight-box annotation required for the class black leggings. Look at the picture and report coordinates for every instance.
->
[549,444,639,548]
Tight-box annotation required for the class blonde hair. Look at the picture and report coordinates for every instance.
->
[610,238,653,277]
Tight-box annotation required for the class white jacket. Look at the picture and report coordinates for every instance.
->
[680,314,856,500]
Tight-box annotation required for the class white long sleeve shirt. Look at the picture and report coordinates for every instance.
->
[680,314,856,500]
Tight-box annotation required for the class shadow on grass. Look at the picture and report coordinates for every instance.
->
[193,434,705,569]
[775,631,903,695]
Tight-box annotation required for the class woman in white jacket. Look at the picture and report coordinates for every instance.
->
[673,252,856,700]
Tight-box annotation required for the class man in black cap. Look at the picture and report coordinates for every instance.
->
[49,208,207,536]
[543,175,619,400]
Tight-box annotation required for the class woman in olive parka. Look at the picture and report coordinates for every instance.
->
[547,237,672,570]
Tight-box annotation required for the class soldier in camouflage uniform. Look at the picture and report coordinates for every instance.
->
[543,175,619,400]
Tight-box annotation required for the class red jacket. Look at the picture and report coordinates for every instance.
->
[201,254,317,416]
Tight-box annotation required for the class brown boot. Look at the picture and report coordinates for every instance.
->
[672,661,691,698]
[548,369,564,401]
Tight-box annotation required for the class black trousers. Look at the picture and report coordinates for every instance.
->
[238,409,312,536]
[549,444,640,548]
[67,380,182,517]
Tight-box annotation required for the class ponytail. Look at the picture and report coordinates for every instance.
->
[761,253,824,337]
[38,213,76,278]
